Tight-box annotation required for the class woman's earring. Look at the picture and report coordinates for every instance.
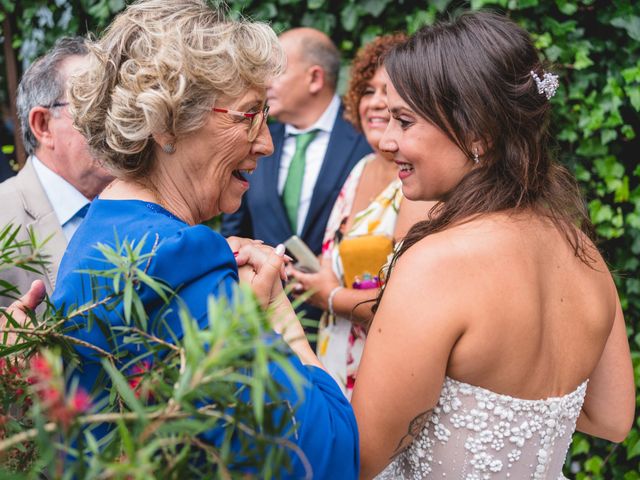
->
[162,143,176,154]
[472,147,479,165]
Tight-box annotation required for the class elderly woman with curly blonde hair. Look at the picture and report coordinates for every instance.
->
[51,0,358,477]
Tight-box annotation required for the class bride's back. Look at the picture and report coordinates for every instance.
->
[374,211,617,480]
[445,210,615,399]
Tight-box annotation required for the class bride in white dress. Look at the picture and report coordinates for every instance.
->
[348,11,635,479]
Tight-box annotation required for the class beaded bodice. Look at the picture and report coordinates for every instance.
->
[376,376,587,480]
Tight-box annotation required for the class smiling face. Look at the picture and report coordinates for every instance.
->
[358,67,390,153]
[380,76,472,202]
[165,87,274,221]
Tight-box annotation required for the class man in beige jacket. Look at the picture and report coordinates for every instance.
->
[0,37,112,306]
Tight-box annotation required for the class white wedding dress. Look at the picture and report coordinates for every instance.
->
[376,376,587,479]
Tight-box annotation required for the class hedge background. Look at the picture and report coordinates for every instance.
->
[1,0,638,477]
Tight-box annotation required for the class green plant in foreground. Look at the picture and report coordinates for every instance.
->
[0,227,306,479]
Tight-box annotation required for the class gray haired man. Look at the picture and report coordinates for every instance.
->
[0,37,112,306]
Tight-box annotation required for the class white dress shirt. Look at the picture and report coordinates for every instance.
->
[32,155,90,242]
[277,95,341,235]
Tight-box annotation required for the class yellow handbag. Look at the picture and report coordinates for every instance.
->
[338,234,393,288]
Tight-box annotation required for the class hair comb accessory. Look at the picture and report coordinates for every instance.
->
[530,70,559,100]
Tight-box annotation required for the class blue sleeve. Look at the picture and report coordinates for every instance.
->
[147,225,238,331]
[158,231,359,478]
[200,351,360,479]
[58,225,238,358]
[278,361,360,479]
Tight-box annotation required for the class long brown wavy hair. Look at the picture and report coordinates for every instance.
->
[374,11,595,313]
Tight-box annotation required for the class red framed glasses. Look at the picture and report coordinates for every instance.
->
[212,104,270,142]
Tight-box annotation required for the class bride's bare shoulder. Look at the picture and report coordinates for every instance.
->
[401,212,513,261]
[400,210,605,273]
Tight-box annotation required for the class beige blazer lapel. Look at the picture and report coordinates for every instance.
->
[15,159,67,291]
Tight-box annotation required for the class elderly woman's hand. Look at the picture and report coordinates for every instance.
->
[225,236,263,254]
[288,259,341,310]
[235,244,310,346]
[235,243,288,308]
[0,280,46,346]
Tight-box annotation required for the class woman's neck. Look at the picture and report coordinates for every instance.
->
[99,178,197,225]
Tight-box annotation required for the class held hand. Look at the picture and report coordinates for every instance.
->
[236,245,307,343]
[0,280,46,345]
[235,243,289,280]
[288,261,340,310]
[225,235,263,253]
[235,243,288,309]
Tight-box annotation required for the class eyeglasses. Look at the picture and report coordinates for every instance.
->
[44,101,69,109]
[212,104,269,142]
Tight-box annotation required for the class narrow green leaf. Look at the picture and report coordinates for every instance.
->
[123,280,133,324]
[101,359,147,420]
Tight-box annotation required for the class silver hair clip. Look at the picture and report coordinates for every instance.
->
[530,70,559,100]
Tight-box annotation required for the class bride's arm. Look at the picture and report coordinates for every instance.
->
[576,294,635,442]
[351,240,466,479]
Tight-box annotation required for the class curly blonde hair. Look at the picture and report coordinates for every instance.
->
[343,32,407,131]
[69,0,285,178]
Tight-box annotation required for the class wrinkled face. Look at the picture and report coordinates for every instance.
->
[358,67,390,153]
[379,75,472,202]
[173,87,274,220]
[48,55,112,198]
[266,37,310,124]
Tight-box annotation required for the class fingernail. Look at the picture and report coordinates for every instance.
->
[275,244,285,257]
[233,251,239,257]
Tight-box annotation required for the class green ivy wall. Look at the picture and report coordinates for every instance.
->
[1,0,638,477]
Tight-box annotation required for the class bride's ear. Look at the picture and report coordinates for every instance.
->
[471,139,488,158]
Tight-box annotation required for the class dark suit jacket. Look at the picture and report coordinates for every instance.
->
[221,109,372,255]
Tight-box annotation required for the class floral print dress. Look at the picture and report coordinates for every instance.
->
[318,154,403,399]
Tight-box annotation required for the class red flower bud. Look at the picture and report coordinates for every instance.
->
[41,386,61,405]
[70,388,92,413]
[29,354,52,381]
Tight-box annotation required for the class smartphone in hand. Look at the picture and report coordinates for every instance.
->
[284,235,321,273]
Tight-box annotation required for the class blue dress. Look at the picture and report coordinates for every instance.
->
[52,199,359,479]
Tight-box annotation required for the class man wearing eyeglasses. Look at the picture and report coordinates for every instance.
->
[0,37,112,307]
